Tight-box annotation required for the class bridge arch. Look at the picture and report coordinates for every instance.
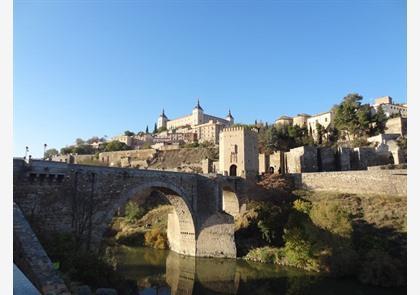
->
[101,180,196,256]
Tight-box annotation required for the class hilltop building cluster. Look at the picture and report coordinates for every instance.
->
[275,96,407,142]
[50,95,407,179]
[155,99,234,145]
[103,100,234,150]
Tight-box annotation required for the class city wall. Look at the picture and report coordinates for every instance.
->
[292,169,407,197]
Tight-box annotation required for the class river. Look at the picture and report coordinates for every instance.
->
[113,246,405,295]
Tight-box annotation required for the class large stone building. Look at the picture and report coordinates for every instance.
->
[157,100,234,130]
[218,127,258,179]
[372,96,407,118]
[274,116,293,127]
[293,114,311,128]
[307,111,334,140]
[191,120,225,144]
[111,133,153,149]
[157,100,234,144]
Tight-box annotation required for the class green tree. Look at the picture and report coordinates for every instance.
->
[125,201,142,223]
[145,125,149,134]
[333,93,374,141]
[73,144,95,155]
[86,136,100,144]
[45,148,59,159]
[356,104,372,137]
[315,123,326,145]
[75,138,85,146]
[287,125,313,147]
[372,106,388,135]
[124,130,135,136]
[153,123,158,133]
[103,141,130,152]
[60,146,74,155]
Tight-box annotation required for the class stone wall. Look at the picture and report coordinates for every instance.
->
[385,117,407,136]
[336,147,351,171]
[293,169,407,197]
[269,152,282,173]
[285,146,318,173]
[318,147,336,171]
[351,147,392,170]
[14,203,70,294]
[265,144,395,175]
[258,153,269,174]
[99,149,156,166]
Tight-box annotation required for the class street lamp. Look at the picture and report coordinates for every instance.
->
[44,143,47,160]
[24,146,29,159]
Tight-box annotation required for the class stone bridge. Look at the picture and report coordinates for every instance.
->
[13,159,247,259]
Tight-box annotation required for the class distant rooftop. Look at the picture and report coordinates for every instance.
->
[276,115,293,121]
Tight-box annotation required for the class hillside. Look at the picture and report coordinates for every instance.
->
[148,147,218,173]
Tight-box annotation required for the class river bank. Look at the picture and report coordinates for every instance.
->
[36,174,406,293]
[113,245,405,295]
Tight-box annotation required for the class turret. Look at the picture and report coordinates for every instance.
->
[157,108,168,129]
[225,109,234,125]
[192,98,204,125]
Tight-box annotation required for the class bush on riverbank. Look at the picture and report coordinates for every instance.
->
[243,192,406,287]
[235,201,291,256]
[244,246,282,264]
[144,228,168,249]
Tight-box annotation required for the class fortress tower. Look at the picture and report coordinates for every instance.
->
[219,127,258,179]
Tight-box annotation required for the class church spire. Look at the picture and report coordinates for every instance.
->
[226,108,234,122]
[194,98,203,111]
[160,108,167,118]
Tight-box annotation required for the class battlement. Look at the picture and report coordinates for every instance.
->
[221,126,257,135]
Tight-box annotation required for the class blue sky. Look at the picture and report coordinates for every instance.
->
[14,0,406,157]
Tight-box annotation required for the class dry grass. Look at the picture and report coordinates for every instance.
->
[295,190,406,233]
[144,228,168,249]
[148,147,217,172]
[110,205,173,247]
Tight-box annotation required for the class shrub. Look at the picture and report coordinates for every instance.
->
[282,227,320,272]
[244,246,283,264]
[144,228,168,249]
[293,199,312,215]
[309,200,352,238]
[125,201,144,223]
[255,203,286,245]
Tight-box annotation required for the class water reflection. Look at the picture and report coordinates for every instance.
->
[114,246,405,295]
